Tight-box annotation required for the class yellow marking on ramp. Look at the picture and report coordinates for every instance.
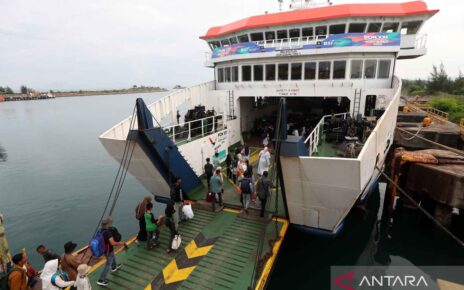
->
[144,284,153,290]
[162,259,196,284]
[184,240,214,259]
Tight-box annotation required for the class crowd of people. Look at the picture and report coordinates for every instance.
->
[3,143,275,290]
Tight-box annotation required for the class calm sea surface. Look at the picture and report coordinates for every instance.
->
[1,93,463,288]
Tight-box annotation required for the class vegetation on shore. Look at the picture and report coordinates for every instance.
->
[402,63,464,123]
[0,85,167,97]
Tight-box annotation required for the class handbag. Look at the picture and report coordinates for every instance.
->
[171,234,182,250]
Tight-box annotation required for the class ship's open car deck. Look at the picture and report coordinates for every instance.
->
[87,207,287,290]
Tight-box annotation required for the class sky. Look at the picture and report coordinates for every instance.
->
[0,0,462,91]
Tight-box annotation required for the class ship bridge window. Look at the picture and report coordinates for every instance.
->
[218,68,224,83]
[221,39,230,47]
[265,31,276,41]
[229,37,238,45]
[289,28,300,38]
[304,62,316,80]
[400,21,422,35]
[254,65,264,81]
[348,23,366,33]
[329,24,346,35]
[316,26,327,36]
[302,27,313,38]
[278,63,289,80]
[232,66,239,82]
[242,65,252,82]
[364,60,377,79]
[377,60,391,79]
[250,32,264,42]
[210,41,221,49]
[238,34,250,43]
[318,61,331,79]
[225,67,231,82]
[291,63,302,80]
[266,64,276,81]
[382,22,399,33]
[350,60,363,79]
[277,30,288,39]
[333,61,346,79]
[367,23,382,33]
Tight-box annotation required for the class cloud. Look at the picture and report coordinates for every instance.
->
[0,0,462,91]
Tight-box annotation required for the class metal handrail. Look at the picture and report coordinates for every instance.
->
[163,114,227,144]
[460,119,464,138]
[255,35,328,50]
[405,101,449,123]
[304,112,350,156]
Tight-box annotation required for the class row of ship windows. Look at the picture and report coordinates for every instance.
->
[217,59,392,83]
[209,21,422,49]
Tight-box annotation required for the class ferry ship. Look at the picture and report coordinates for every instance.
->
[100,0,438,235]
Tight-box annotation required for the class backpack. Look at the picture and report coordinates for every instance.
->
[109,226,122,242]
[51,270,69,289]
[0,268,23,290]
[240,178,251,194]
[89,229,109,257]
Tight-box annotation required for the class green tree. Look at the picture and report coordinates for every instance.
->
[20,85,28,94]
[5,87,13,94]
[427,63,451,94]
[452,71,464,95]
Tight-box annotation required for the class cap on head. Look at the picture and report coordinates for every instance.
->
[101,216,113,227]
[64,241,77,254]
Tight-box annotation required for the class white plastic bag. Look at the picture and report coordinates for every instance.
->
[182,204,194,220]
[171,234,182,250]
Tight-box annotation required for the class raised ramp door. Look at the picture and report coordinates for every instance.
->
[132,98,201,194]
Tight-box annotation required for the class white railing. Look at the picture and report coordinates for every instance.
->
[400,33,427,50]
[255,35,328,50]
[304,112,350,156]
[163,114,227,145]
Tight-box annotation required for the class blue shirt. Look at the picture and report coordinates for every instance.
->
[210,175,222,193]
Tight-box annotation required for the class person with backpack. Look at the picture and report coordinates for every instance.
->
[135,196,153,243]
[256,171,274,217]
[210,169,223,212]
[96,217,127,287]
[170,177,187,230]
[40,259,75,290]
[225,153,232,179]
[239,172,253,214]
[60,241,91,286]
[165,203,178,254]
[3,253,27,290]
[204,158,213,191]
[145,203,160,249]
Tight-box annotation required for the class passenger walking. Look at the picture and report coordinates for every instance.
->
[212,152,220,169]
[210,169,223,212]
[36,244,60,263]
[241,145,250,161]
[257,147,271,176]
[170,177,187,230]
[256,171,274,217]
[96,217,127,287]
[165,203,178,254]
[204,158,213,191]
[239,172,253,214]
[41,259,75,290]
[75,264,92,290]
[7,253,27,290]
[61,241,91,284]
[145,202,160,249]
[135,196,153,242]
[225,153,232,179]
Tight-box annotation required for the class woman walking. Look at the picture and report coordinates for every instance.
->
[135,196,153,242]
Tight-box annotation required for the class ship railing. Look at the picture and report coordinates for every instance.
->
[304,112,350,156]
[255,35,328,50]
[460,119,464,139]
[405,100,449,123]
[163,113,228,145]
[400,33,427,50]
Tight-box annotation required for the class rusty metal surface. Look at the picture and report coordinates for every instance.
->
[405,162,464,208]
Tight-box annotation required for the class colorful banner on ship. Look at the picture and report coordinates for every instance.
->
[211,32,400,58]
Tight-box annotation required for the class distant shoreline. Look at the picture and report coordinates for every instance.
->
[0,87,168,102]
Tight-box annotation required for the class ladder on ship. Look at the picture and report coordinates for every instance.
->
[353,89,362,117]
[228,90,235,118]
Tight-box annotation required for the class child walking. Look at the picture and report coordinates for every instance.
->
[75,264,92,290]
[145,202,160,249]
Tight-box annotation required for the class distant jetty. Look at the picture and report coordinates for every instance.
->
[0,86,167,102]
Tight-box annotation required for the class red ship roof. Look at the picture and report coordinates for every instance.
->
[200,1,438,39]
